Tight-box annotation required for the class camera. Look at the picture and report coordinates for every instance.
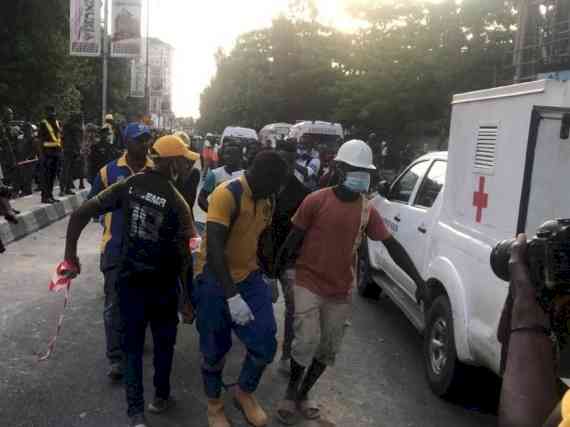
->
[491,219,570,301]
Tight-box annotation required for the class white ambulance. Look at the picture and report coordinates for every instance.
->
[359,79,570,396]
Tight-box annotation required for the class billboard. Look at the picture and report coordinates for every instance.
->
[111,0,142,57]
[69,0,102,57]
[130,59,146,98]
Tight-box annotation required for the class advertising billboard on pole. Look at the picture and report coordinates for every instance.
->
[70,0,102,57]
[110,0,142,57]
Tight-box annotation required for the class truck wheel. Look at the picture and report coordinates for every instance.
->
[357,242,381,299]
[423,295,467,397]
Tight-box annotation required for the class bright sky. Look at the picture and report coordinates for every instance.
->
[142,0,362,118]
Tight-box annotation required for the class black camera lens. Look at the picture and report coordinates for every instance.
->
[490,239,515,282]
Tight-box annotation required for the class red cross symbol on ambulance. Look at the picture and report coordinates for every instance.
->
[472,176,489,223]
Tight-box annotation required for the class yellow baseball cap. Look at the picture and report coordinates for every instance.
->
[151,135,200,161]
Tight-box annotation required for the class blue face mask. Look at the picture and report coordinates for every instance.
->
[343,171,371,193]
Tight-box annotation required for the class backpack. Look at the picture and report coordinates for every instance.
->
[226,178,276,276]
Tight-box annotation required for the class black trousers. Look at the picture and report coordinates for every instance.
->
[118,271,179,417]
[40,149,62,200]
[61,152,79,192]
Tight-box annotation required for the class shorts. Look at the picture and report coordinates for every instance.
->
[291,285,351,367]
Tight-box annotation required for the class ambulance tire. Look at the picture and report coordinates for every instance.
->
[357,241,381,300]
[423,295,468,397]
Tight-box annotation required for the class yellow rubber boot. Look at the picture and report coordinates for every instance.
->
[207,399,230,427]
[234,387,268,427]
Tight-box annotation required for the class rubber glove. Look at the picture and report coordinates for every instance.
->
[227,294,255,325]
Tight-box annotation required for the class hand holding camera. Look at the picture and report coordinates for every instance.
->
[493,220,570,350]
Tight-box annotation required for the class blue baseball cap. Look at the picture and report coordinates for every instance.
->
[124,122,151,141]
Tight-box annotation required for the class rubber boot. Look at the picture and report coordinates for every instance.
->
[234,386,268,427]
[207,399,230,427]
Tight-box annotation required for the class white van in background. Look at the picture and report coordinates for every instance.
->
[259,123,292,148]
[288,120,343,145]
[359,79,570,397]
[220,126,258,146]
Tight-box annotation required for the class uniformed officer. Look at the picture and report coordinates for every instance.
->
[38,105,63,204]
[64,135,199,427]
[0,107,19,189]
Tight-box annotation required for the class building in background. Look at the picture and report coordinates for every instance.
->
[513,0,570,82]
[133,37,175,129]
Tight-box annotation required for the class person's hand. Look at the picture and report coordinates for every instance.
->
[227,294,255,326]
[497,234,549,370]
[180,302,195,324]
[63,255,81,278]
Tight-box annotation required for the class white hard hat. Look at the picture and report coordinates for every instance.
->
[105,113,114,121]
[334,139,376,170]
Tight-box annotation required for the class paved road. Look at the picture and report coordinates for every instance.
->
[0,218,497,427]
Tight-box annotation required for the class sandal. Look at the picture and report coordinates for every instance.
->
[297,399,320,420]
[276,399,299,425]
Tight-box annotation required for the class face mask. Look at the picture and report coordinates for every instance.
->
[343,171,370,193]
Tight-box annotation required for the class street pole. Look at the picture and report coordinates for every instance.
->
[102,0,109,125]
[145,0,151,118]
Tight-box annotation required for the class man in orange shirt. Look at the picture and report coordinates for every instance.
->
[275,140,426,424]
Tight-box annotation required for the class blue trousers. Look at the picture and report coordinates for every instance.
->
[118,271,179,417]
[193,269,277,398]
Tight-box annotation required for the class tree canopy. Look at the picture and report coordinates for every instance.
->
[198,0,517,149]
[0,0,135,123]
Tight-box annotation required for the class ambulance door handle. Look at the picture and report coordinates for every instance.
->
[394,215,401,222]
[418,226,427,234]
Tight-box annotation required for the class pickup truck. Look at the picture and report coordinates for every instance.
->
[358,79,570,397]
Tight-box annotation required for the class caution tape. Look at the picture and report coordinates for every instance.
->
[38,283,71,362]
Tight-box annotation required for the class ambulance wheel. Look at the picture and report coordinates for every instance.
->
[357,242,381,300]
[423,295,467,397]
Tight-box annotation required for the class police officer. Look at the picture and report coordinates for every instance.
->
[64,135,198,427]
[38,105,63,204]
[0,107,18,189]
[61,112,83,195]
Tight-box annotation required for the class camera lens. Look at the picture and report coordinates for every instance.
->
[490,239,515,282]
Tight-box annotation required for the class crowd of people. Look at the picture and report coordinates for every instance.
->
[1,113,567,427]
[52,123,427,427]
[0,105,135,203]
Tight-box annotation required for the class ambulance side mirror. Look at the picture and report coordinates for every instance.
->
[561,113,570,140]
[378,180,390,198]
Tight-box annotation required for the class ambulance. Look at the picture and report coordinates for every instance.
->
[359,79,570,397]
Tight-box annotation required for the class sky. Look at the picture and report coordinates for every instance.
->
[141,0,362,118]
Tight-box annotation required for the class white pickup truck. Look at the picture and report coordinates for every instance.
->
[359,79,570,397]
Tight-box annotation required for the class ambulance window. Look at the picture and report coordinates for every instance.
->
[415,160,447,208]
[389,161,430,204]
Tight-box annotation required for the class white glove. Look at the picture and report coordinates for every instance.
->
[227,294,255,326]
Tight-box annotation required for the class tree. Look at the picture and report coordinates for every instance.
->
[0,0,132,124]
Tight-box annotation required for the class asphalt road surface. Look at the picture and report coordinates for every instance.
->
[0,218,497,427]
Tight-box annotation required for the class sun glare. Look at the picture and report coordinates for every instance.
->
[144,0,359,118]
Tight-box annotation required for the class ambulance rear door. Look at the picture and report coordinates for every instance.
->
[517,106,570,235]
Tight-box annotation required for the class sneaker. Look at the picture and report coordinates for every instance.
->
[108,363,124,382]
[148,396,175,414]
[129,413,149,427]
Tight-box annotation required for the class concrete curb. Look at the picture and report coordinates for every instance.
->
[0,189,89,246]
